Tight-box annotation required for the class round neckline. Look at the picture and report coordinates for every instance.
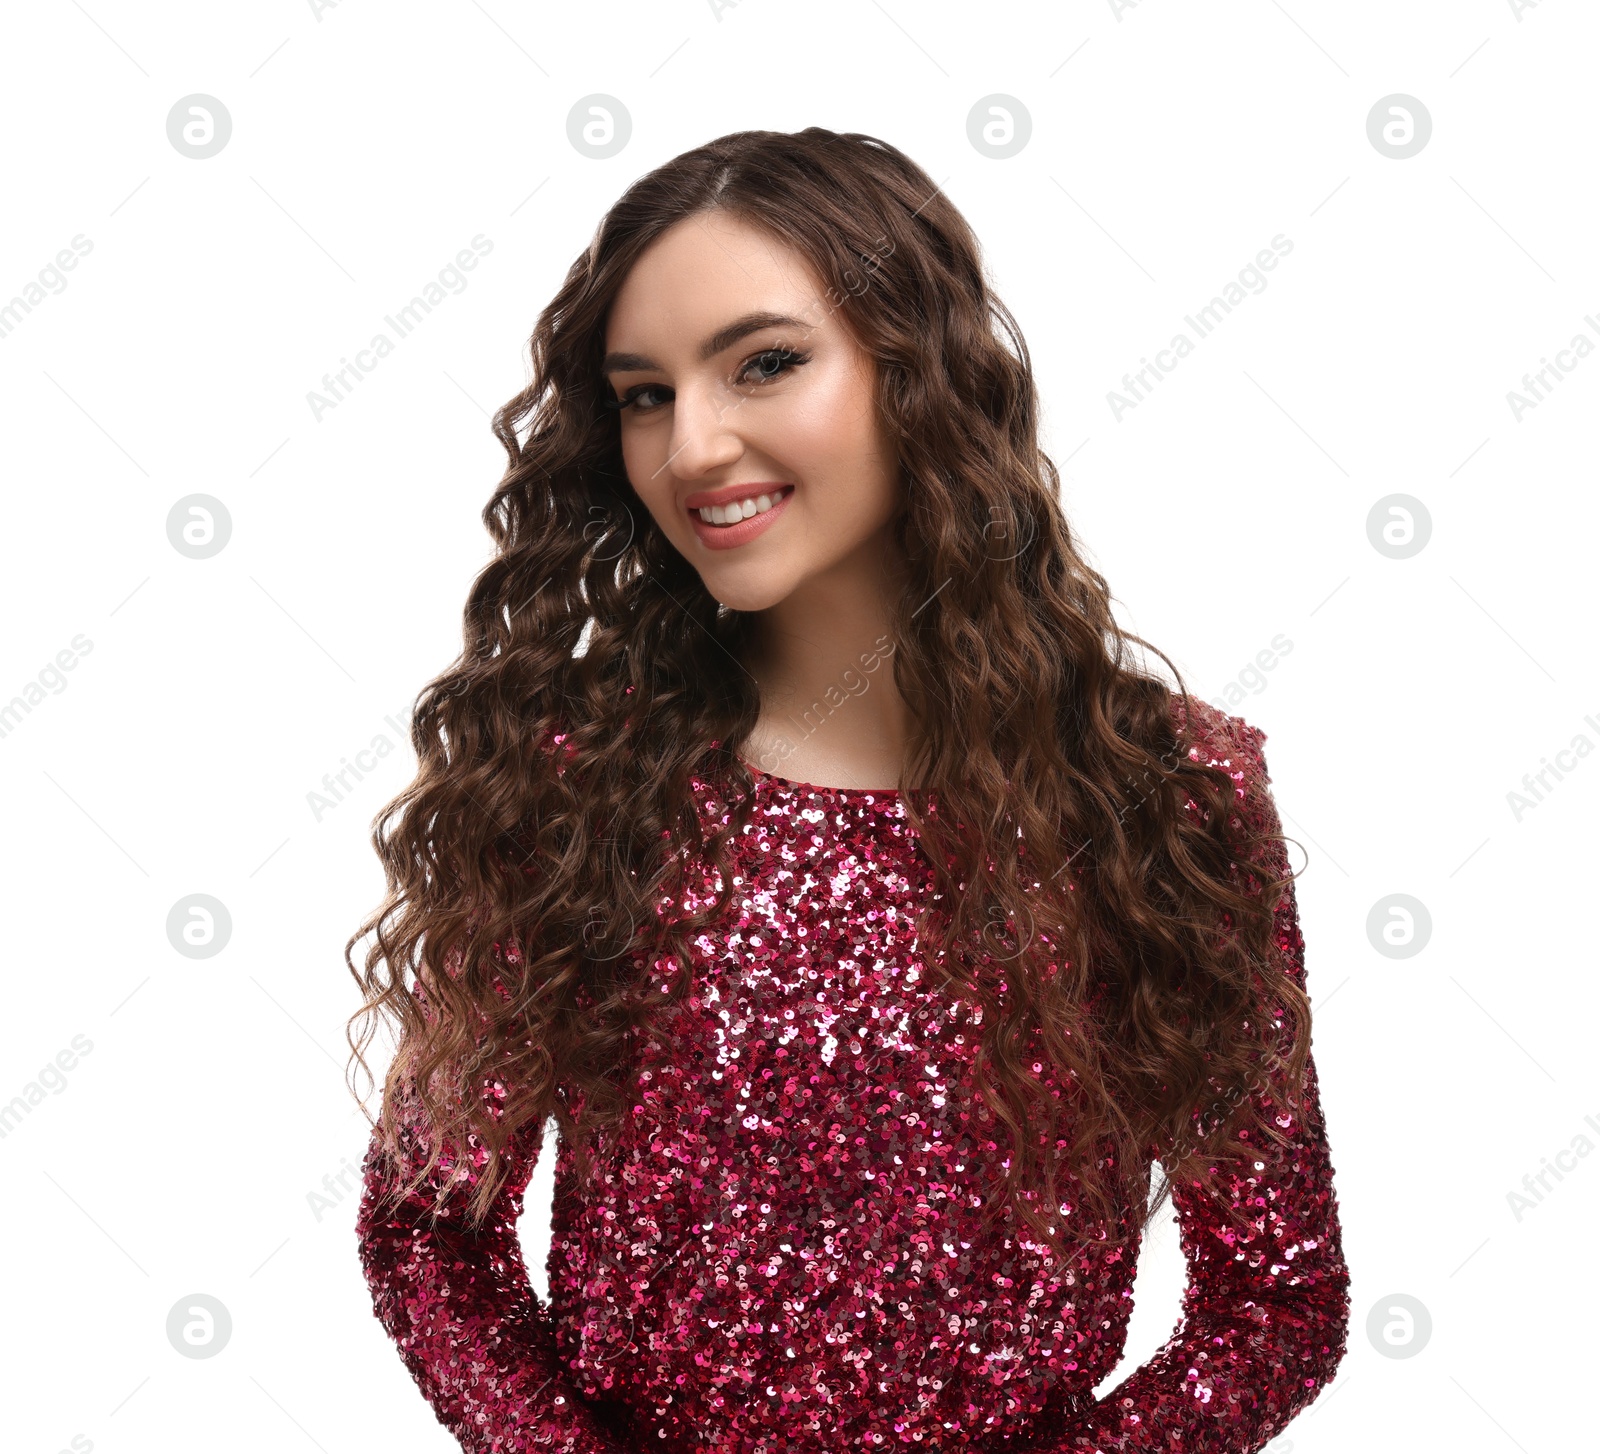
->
[737,755,902,800]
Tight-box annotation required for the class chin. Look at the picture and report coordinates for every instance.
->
[709,586,791,614]
[700,570,798,614]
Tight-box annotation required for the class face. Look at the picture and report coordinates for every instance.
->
[602,210,902,614]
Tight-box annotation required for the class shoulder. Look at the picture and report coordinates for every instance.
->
[1169,691,1271,784]
[1166,692,1287,844]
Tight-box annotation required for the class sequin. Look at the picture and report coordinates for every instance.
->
[356,700,1350,1452]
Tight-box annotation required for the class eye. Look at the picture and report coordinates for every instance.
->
[603,345,812,415]
[733,345,811,388]
[604,381,671,413]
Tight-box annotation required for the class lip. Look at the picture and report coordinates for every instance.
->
[682,481,794,510]
[687,484,794,552]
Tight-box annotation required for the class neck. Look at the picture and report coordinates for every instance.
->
[739,528,914,786]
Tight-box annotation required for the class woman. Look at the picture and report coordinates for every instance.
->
[348,127,1350,1453]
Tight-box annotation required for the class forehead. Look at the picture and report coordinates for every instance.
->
[605,212,828,351]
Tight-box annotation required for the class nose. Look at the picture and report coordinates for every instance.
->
[663,380,746,483]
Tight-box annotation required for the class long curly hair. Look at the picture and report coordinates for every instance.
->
[345,126,1313,1265]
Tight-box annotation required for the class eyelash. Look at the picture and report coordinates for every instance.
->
[604,345,812,414]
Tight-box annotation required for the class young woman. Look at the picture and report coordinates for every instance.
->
[348,128,1350,1453]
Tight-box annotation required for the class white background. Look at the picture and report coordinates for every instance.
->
[1,2,1594,1451]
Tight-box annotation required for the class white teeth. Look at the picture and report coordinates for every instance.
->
[696,488,786,525]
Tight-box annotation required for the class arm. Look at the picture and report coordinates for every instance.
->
[1040,710,1352,1453]
[355,1077,633,1453]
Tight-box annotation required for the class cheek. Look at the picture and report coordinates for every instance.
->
[620,429,649,486]
[620,432,677,523]
[786,379,897,522]
[778,374,882,475]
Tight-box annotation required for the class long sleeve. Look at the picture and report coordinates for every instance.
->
[355,1079,634,1453]
[1037,711,1351,1452]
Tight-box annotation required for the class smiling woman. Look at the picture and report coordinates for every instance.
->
[601,217,906,679]
[347,126,1349,1454]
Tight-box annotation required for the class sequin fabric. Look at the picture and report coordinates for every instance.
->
[356,699,1350,1452]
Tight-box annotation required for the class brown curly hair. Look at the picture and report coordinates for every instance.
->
[344,127,1314,1265]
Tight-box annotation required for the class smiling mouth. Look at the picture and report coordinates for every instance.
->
[689,484,795,527]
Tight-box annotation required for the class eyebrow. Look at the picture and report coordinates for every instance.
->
[602,310,810,376]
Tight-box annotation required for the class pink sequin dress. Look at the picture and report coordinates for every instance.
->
[355,700,1350,1452]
